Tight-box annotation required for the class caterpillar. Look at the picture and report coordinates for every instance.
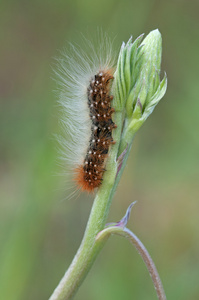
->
[55,35,116,193]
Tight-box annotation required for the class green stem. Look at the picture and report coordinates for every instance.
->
[49,189,113,300]
[49,110,129,300]
[110,119,137,198]
[49,109,140,300]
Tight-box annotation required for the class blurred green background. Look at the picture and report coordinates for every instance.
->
[0,0,199,299]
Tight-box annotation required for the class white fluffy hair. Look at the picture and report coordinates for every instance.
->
[54,33,115,176]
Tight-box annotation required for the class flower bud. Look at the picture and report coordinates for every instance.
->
[112,29,167,136]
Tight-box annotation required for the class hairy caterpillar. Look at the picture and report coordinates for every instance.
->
[55,35,116,193]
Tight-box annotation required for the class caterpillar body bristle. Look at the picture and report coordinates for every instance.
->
[55,35,116,193]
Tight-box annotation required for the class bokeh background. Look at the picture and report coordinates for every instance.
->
[1,0,199,299]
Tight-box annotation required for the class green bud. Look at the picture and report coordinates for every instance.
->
[112,29,167,137]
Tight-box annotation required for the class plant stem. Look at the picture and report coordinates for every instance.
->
[49,189,112,300]
[49,112,148,300]
[49,109,128,300]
